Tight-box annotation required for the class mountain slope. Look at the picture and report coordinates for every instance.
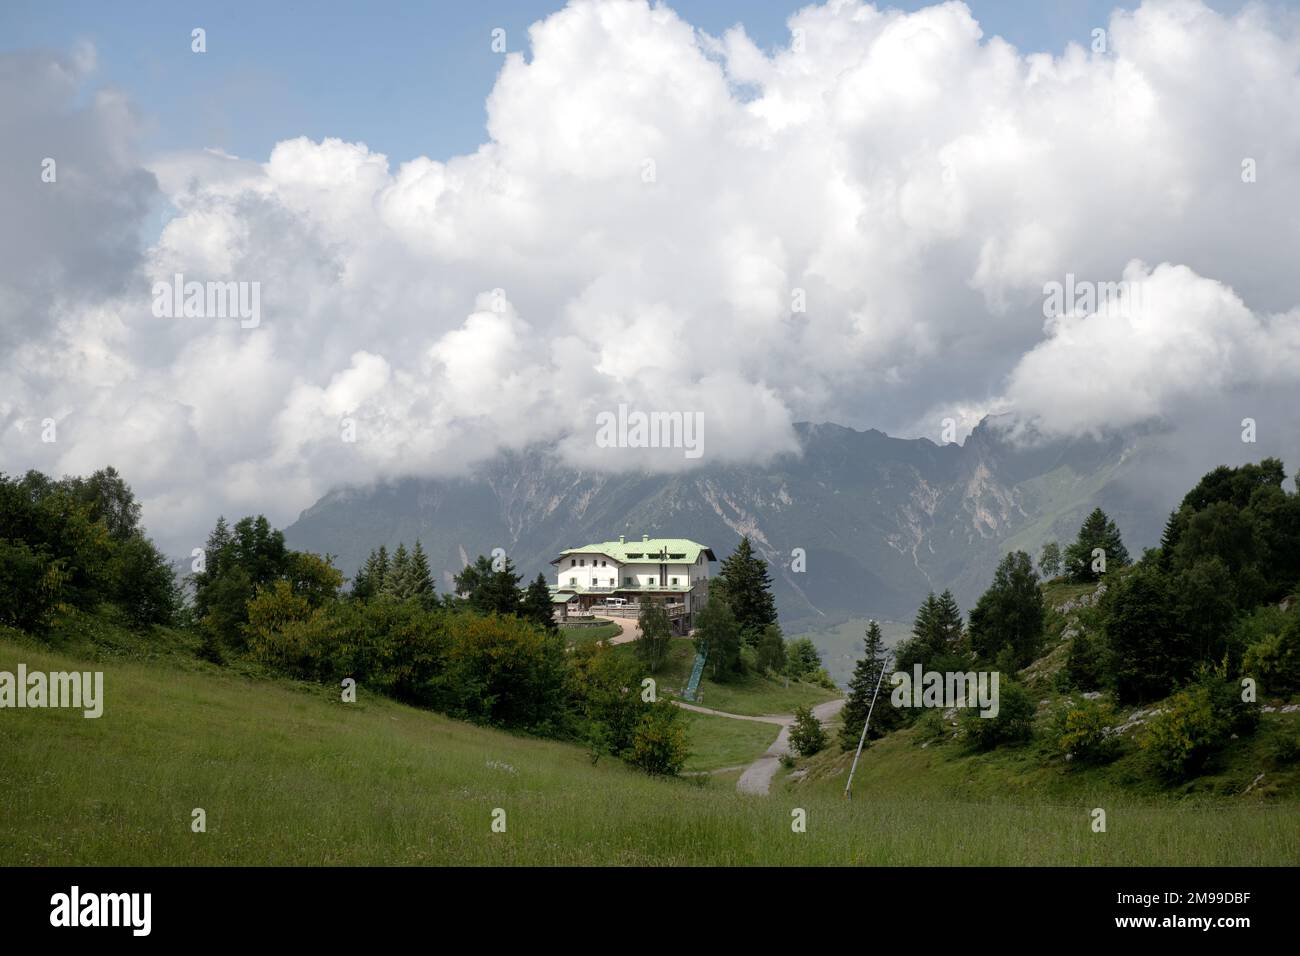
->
[284,418,1171,626]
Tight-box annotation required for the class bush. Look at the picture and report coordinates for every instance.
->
[914,708,948,744]
[1241,613,1300,696]
[627,703,689,775]
[1140,673,1257,780]
[961,681,1035,750]
[789,705,828,756]
[1141,686,1222,779]
[1052,697,1119,764]
[1269,735,1300,767]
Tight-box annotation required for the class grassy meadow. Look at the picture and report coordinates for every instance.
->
[3,633,1297,866]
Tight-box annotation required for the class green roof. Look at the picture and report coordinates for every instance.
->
[553,537,716,565]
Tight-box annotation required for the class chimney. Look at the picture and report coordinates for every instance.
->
[618,534,625,544]
[642,533,649,542]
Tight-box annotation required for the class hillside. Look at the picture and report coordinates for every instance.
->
[3,624,1297,866]
[283,418,1176,628]
[780,579,1300,813]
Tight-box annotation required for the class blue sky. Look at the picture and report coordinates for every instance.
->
[0,0,1247,165]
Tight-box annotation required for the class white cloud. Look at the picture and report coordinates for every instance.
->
[3,0,1300,553]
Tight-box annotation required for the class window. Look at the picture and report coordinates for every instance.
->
[580,559,585,566]
[624,577,632,586]
[671,577,678,585]
[601,560,606,566]
[569,578,576,585]
[570,559,575,567]
[609,578,615,586]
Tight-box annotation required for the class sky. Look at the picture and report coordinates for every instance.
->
[2,0,1299,554]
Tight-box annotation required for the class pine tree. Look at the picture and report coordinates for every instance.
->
[1065,508,1130,581]
[478,555,523,616]
[839,620,900,750]
[713,537,778,642]
[192,516,233,618]
[933,589,964,652]
[521,573,557,633]
[386,543,411,599]
[968,551,1045,667]
[408,540,435,607]
[1158,509,1182,570]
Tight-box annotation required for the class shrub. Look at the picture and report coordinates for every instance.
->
[1052,697,1119,764]
[627,703,689,775]
[789,705,828,756]
[914,708,947,745]
[1141,686,1222,779]
[1241,614,1300,696]
[961,681,1035,750]
[1268,735,1300,767]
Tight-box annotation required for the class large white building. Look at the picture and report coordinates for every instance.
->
[550,534,716,632]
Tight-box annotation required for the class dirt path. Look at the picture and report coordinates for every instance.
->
[734,698,845,796]
[669,697,845,796]
[604,618,639,645]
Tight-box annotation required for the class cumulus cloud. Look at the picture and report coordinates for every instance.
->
[3,0,1300,554]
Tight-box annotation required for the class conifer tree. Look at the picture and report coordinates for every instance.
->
[839,620,900,750]
[386,543,411,599]
[408,540,435,606]
[713,536,778,642]
[1065,508,1130,581]
[521,573,557,633]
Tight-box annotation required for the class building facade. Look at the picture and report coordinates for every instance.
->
[550,535,716,632]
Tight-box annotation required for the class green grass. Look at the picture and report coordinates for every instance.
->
[618,638,837,716]
[680,711,778,773]
[560,620,622,646]
[4,631,1298,865]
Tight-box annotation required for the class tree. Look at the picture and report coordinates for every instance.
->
[635,602,673,673]
[755,623,787,674]
[694,593,742,680]
[521,573,558,634]
[1065,508,1129,582]
[968,551,1045,667]
[1105,562,1189,703]
[109,532,180,627]
[0,538,64,632]
[627,703,690,775]
[286,551,344,608]
[351,547,388,602]
[789,705,828,757]
[839,620,900,750]
[712,537,778,643]
[960,680,1035,750]
[60,466,141,541]
[408,540,436,607]
[895,590,966,672]
[457,554,523,616]
[1038,541,1062,579]
[784,637,822,680]
[386,543,412,599]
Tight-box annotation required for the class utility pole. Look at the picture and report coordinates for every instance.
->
[844,652,890,800]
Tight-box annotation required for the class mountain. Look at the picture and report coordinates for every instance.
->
[283,417,1174,629]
